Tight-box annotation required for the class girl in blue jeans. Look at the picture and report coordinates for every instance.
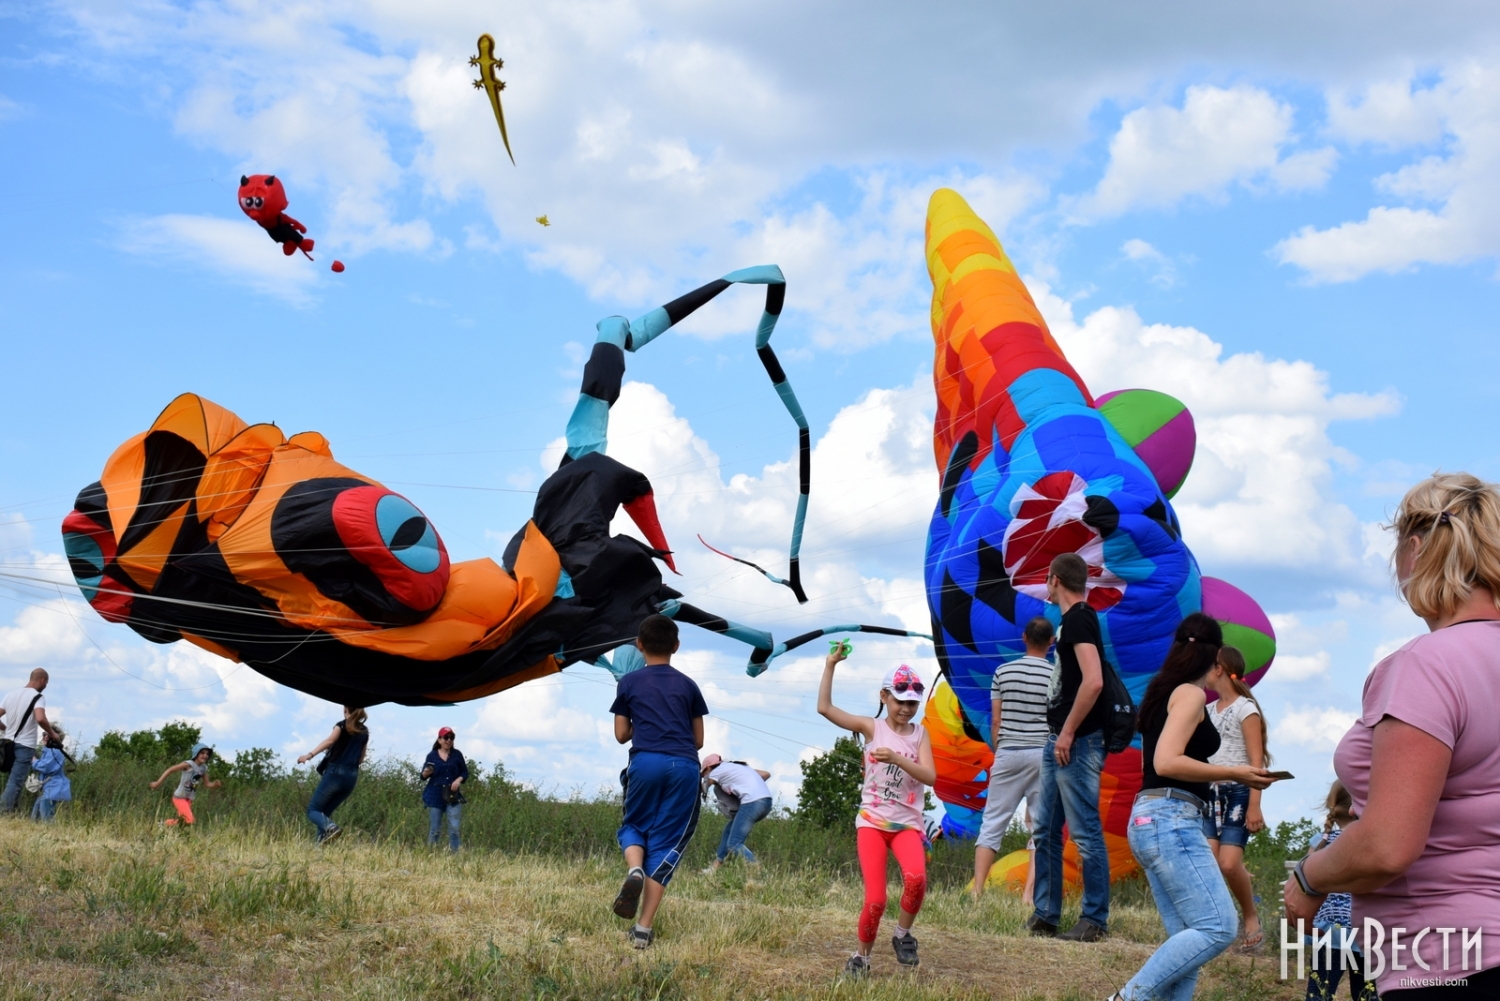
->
[1112,615,1277,1001]
[421,726,468,852]
[297,706,368,844]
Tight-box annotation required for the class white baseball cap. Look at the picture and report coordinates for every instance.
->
[880,664,926,703]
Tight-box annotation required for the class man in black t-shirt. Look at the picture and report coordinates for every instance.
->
[1026,553,1112,943]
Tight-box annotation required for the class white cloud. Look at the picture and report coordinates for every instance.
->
[1276,65,1500,282]
[1121,238,1178,288]
[0,600,87,666]
[592,376,936,593]
[1033,282,1398,575]
[118,214,324,303]
[1274,706,1358,750]
[1267,651,1330,681]
[471,678,607,745]
[1075,85,1336,218]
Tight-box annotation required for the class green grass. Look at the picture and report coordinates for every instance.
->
[0,757,1309,999]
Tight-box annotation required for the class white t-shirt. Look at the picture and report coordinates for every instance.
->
[708,761,772,804]
[1208,696,1261,768]
[0,688,46,749]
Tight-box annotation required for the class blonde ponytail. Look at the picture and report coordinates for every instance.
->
[1391,472,1500,621]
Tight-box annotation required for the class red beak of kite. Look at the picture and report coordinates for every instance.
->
[622,492,677,574]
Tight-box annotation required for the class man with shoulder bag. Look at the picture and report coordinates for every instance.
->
[0,670,59,813]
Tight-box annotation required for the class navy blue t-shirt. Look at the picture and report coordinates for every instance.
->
[608,663,709,760]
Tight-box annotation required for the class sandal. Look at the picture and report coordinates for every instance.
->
[1236,927,1266,954]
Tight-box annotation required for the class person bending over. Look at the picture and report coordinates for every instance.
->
[700,754,773,872]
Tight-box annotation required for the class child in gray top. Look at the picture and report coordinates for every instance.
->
[150,743,221,827]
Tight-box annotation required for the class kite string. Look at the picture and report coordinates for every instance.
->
[54,583,239,693]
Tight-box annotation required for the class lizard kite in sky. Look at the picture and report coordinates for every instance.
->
[471,34,515,165]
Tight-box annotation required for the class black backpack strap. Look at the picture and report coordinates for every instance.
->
[9,693,42,742]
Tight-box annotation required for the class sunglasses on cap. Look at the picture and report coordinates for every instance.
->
[888,680,924,697]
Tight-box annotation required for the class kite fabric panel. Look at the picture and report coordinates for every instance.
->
[920,189,1276,883]
[62,268,926,707]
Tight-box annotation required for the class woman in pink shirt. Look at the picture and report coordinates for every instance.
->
[817,645,936,977]
[1285,473,1500,998]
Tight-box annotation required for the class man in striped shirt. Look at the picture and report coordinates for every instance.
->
[971,616,1055,898]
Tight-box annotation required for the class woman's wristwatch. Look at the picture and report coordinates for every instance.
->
[1293,858,1327,898]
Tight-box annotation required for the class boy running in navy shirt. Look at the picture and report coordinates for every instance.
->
[610,614,708,949]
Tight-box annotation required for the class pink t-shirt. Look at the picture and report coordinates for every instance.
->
[1333,620,1500,991]
[856,717,926,832]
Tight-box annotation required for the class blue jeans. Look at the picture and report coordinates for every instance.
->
[1,745,35,812]
[31,798,57,822]
[1123,796,1238,1001]
[1205,782,1252,849]
[306,764,358,839]
[1032,730,1110,929]
[716,797,772,862]
[428,804,462,851]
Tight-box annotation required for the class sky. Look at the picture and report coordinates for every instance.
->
[3,0,1500,824]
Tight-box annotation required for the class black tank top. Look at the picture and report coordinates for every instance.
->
[1140,700,1221,803]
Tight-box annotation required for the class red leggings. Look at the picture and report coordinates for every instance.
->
[856,826,927,944]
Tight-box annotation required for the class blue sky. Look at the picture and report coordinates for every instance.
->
[4,1,1500,823]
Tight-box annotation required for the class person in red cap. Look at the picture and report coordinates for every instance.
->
[420,726,468,852]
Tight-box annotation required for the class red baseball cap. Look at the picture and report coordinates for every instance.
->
[437,727,455,739]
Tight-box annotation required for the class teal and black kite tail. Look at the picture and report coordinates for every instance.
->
[562,265,810,603]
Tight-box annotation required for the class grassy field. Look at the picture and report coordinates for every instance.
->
[0,758,1308,1000]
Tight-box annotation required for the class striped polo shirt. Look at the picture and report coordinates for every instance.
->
[990,654,1054,749]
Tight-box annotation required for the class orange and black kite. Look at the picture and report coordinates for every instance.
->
[62,267,927,706]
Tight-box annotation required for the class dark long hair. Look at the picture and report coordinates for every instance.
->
[1137,613,1222,733]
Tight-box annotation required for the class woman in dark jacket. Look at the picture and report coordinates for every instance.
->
[297,706,368,844]
[421,726,468,852]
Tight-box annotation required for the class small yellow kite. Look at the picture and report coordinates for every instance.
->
[535,215,550,227]
[470,34,515,165]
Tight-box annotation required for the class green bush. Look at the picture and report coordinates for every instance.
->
[1244,816,1320,918]
[795,735,864,829]
[94,720,204,766]
[225,747,284,785]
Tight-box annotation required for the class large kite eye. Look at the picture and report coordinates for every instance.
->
[242,197,254,209]
[61,509,133,623]
[272,478,450,626]
[374,494,442,572]
[253,196,264,209]
[64,530,104,599]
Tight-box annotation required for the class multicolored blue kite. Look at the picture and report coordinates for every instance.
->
[919,189,1276,861]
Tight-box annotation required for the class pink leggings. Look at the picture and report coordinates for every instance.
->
[856,826,927,944]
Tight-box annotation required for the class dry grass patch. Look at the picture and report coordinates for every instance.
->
[0,818,1300,1000]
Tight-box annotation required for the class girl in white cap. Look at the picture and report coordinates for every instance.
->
[816,643,936,976]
